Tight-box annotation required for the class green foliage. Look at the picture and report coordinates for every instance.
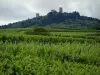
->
[0,34,100,44]
[25,26,50,35]
[0,11,100,29]
[0,29,100,75]
[0,42,100,75]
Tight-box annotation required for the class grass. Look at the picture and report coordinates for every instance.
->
[50,32,100,36]
[0,28,100,75]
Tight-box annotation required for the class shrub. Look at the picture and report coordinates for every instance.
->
[25,26,50,35]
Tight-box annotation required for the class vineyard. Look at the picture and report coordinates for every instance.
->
[0,29,100,75]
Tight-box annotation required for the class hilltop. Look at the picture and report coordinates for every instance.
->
[0,10,100,29]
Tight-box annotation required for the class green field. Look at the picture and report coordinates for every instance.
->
[51,32,99,36]
[0,29,100,75]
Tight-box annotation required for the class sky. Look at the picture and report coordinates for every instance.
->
[0,0,100,26]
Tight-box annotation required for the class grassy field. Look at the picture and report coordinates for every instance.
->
[0,28,100,75]
[50,32,99,36]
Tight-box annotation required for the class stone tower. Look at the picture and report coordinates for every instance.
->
[59,7,63,13]
[36,13,39,17]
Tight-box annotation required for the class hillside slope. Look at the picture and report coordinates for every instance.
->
[0,11,100,29]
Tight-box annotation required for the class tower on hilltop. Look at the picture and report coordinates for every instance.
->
[59,7,63,13]
[36,13,39,17]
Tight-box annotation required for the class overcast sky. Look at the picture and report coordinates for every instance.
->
[0,0,100,26]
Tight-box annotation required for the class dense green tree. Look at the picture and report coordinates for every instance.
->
[0,11,100,29]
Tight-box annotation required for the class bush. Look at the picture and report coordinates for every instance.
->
[25,27,50,35]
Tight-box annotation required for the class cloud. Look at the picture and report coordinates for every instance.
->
[0,0,36,20]
[0,0,100,25]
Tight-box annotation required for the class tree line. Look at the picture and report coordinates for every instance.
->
[0,11,100,29]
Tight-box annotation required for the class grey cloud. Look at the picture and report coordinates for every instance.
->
[0,0,36,21]
[27,0,100,18]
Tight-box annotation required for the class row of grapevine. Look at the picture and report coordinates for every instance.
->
[0,34,99,44]
[53,34,100,40]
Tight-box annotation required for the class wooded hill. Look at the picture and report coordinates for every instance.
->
[0,11,100,29]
